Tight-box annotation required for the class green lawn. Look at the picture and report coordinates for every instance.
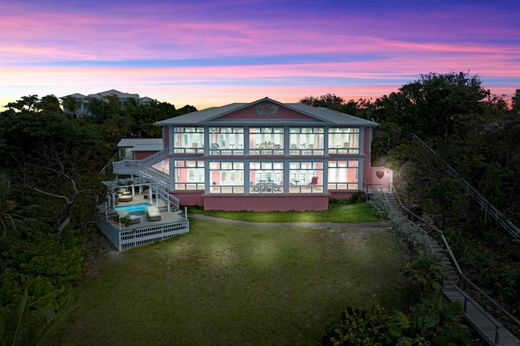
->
[47,219,409,346]
[189,201,381,223]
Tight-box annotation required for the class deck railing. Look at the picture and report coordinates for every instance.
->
[97,212,189,252]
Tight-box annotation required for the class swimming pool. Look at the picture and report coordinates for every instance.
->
[115,203,149,215]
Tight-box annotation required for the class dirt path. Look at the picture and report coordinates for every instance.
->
[189,213,390,229]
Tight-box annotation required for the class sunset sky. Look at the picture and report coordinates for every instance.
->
[1,0,519,109]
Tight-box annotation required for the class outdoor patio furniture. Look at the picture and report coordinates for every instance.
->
[128,215,141,225]
[147,205,162,222]
[118,195,133,202]
[116,210,129,219]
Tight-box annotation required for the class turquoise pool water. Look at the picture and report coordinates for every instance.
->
[115,203,149,214]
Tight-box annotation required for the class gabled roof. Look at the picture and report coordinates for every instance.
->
[88,89,140,99]
[117,138,163,151]
[155,97,378,127]
[61,93,86,99]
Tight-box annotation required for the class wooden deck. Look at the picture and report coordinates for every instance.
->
[98,195,190,251]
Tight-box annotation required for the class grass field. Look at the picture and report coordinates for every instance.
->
[189,201,381,223]
[47,219,409,345]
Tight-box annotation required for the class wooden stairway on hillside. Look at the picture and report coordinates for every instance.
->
[382,192,520,346]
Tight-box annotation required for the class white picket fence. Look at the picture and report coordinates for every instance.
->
[97,218,189,252]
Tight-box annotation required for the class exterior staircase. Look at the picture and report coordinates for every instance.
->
[111,149,179,211]
[376,191,520,345]
[384,192,460,283]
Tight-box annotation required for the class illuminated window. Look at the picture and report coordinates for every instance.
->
[152,159,170,175]
[249,128,284,155]
[289,128,324,155]
[249,162,284,193]
[328,160,359,190]
[209,128,244,155]
[173,127,204,154]
[209,161,244,193]
[174,160,205,190]
[328,128,360,154]
[289,161,324,193]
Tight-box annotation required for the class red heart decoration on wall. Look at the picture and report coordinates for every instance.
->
[376,170,385,179]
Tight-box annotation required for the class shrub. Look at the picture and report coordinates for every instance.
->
[349,191,367,203]
[0,224,83,311]
[323,306,388,346]
[403,253,445,297]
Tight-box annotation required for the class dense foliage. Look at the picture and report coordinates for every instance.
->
[0,94,195,343]
[323,255,468,346]
[303,74,520,320]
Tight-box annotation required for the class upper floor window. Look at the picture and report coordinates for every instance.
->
[249,128,284,155]
[209,128,244,155]
[173,127,204,154]
[328,128,360,154]
[289,128,324,156]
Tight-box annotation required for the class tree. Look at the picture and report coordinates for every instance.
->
[5,95,39,112]
[0,111,105,233]
[177,104,197,115]
[0,174,23,235]
[300,93,346,112]
[36,95,62,113]
[512,89,520,112]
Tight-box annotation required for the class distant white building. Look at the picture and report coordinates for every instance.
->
[61,89,156,116]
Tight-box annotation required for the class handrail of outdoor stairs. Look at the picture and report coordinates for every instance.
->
[408,133,520,242]
[100,152,119,175]
[444,281,506,346]
[139,147,169,167]
[391,184,520,331]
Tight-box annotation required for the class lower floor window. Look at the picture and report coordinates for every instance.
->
[174,160,205,190]
[289,162,324,193]
[209,162,244,193]
[177,160,361,194]
[152,158,170,175]
[328,160,359,190]
[250,162,283,193]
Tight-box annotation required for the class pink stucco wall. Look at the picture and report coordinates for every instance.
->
[363,127,372,184]
[202,194,329,211]
[219,102,313,121]
[366,167,393,192]
[172,192,204,206]
[133,151,156,160]
[163,126,170,149]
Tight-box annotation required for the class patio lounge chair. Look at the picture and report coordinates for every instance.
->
[128,215,141,225]
[147,205,162,222]
[116,210,129,220]
[118,195,133,202]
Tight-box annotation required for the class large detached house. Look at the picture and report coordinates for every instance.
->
[112,97,392,212]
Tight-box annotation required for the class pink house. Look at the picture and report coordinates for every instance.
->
[112,97,392,211]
